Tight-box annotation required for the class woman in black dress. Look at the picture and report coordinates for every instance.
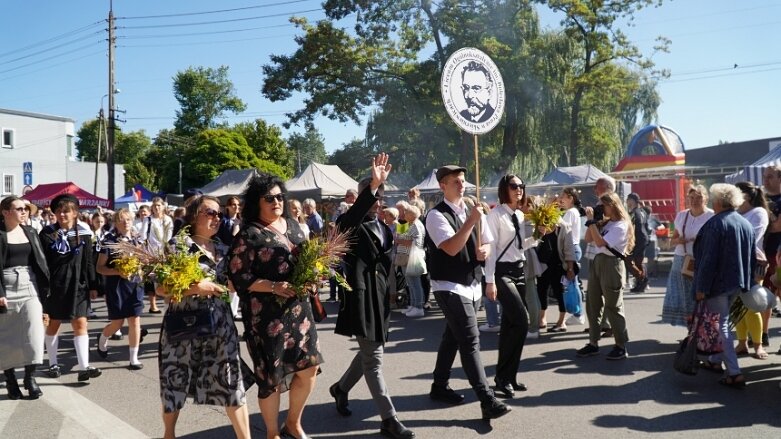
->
[0,196,49,399]
[228,174,323,439]
[95,208,147,369]
[39,194,102,382]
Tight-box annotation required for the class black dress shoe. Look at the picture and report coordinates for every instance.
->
[128,363,144,370]
[329,382,352,416]
[96,334,108,359]
[481,396,511,420]
[511,381,528,392]
[493,379,515,398]
[380,416,415,439]
[429,384,465,405]
[23,377,43,399]
[5,379,23,400]
[77,367,102,382]
[140,328,149,343]
[280,424,309,439]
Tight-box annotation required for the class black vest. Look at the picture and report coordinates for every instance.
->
[426,201,483,285]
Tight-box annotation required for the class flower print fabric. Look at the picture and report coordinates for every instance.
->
[227,218,323,399]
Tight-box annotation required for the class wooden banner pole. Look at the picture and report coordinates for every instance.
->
[473,133,481,247]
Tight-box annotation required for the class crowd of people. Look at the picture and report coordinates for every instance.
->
[2,157,781,438]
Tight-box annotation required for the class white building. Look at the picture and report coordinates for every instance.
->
[0,108,124,200]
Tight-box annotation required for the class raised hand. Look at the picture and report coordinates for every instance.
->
[370,153,392,189]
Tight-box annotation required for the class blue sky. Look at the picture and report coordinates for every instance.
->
[1,0,779,156]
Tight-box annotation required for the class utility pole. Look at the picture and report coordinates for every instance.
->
[107,0,116,208]
[94,107,104,194]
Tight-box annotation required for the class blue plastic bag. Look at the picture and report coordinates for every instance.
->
[563,279,582,315]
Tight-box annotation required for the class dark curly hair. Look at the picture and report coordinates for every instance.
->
[242,172,287,223]
[497,174,526,206]
[561,186,586,216]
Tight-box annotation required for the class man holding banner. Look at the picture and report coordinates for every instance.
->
[425,165,511,421]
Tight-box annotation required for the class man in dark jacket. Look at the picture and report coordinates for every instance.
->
[626,193,650,292]
[329,153,415,439]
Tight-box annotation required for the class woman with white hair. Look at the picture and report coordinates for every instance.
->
[397,205,427,317]
[693,183,756,388]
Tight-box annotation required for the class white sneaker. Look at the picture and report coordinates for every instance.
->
[479,323,501,333]
[401,306,413,313]
[527,331,540,339]
[566,314,586,325]
[405,307,424,317]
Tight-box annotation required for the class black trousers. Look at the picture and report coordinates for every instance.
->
[494,262,529,383]
[432,290,491,401]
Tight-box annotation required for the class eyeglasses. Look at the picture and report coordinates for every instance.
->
[508,183,525,191]
[201,208,223,219]
[262,193,286,203]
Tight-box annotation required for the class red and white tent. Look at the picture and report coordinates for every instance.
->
[23,182,111,208]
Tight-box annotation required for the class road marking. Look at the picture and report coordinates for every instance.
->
[37,377,149,439]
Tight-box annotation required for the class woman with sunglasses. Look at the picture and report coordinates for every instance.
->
[578,192,635,360]
[158,195,251,439]
[0,196,49,399]
[228,174,322,439]
[484,175,531,398]
[39,194,102,381]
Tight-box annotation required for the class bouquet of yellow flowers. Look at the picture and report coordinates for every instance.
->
[104,228,218,303]
[278,229,353,305]
[527,201,564,239]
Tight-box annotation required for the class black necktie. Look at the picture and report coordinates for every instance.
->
[367,220,383,246]
[510,212,523,249]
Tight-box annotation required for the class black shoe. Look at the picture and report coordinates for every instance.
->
[429,384,465,405]
[140,328,149,343]
[576,343,599,357]
[380,416,415,439]
[481,396,511,421]
[128,363,144,370]
[762,333,770,347]
[493,379,515,398]
[511,381,528,392]
[327,297,337,302]
[23,377,42,399]
[5,379,23,400]
[47,364,61,378]
[77,367,102,382]
[606,345,628,360]
[329,382,352,416]
[109,331,124,341]
[279,424,309,439]
[96,334,108,359]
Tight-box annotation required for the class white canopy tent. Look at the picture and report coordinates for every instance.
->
[199,169,260,197]
[725,145,781,185]
[285,162,359,201]
[413,169,476,194]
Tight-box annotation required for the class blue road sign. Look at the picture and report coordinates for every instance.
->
[23,162,32,173]
[24,173,32,185]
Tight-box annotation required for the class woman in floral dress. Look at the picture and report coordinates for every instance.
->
[228,173,323,439]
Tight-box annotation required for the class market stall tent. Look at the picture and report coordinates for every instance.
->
[115,184,164,204]
[285,163,359,201]
[199,169,261,198]
[23,182,110,208]
[413,169,475,193]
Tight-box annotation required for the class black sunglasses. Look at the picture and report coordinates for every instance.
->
[263,193,286,203]
[508,183,525,190]
[201,208,223,219]
[13,206,29,212]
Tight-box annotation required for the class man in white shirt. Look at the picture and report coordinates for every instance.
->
[425,165,510,421]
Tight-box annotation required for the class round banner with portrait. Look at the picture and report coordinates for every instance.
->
[441,47,505,135]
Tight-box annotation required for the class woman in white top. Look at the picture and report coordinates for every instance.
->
[661,185,714,327]
[559,187,584,262]
[396,205,427,317]
[734,181,769,358]
[578,192,634,360]
[139,197,173,314]
[484,174,530,398]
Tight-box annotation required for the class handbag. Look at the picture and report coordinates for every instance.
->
[310,292,327,323]
[692,302,723,355]
[405,246,426,276]
[563,280,582,315]
[680,211,695,279]
[673,332,700,375]
[164,300,217,342]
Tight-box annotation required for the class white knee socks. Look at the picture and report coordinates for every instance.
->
[129,347,140,365]
[45,334,59,366]
[73,334,90,370]
[98,333,109,351]
[230,291,240,317]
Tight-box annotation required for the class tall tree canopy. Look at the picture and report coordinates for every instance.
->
[264,0,666,183]
[287,127,329,174]
[173,65,247,137]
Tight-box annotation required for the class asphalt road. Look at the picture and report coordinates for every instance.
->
[2,276,781,438]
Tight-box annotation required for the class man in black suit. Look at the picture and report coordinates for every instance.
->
[458,61,495,123]
[330,153,415,439]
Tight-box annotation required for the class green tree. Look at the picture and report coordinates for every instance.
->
[328,138,374,179]
[173,65,247,136]
[76,119,156,191]
[287,127,328,174]
[231,119,294,178]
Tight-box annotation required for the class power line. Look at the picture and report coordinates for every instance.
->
[117,22,297,39]
[118,0,316,20]
[0,42,103,75]
[2,30,104,65]
[662,66,781,84]
[118,8,322,29]
[0,50,104,82]
[119,34,295,49]
[0,21,103,60]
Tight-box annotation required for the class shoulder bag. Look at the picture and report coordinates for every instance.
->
[164,298,217,343]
